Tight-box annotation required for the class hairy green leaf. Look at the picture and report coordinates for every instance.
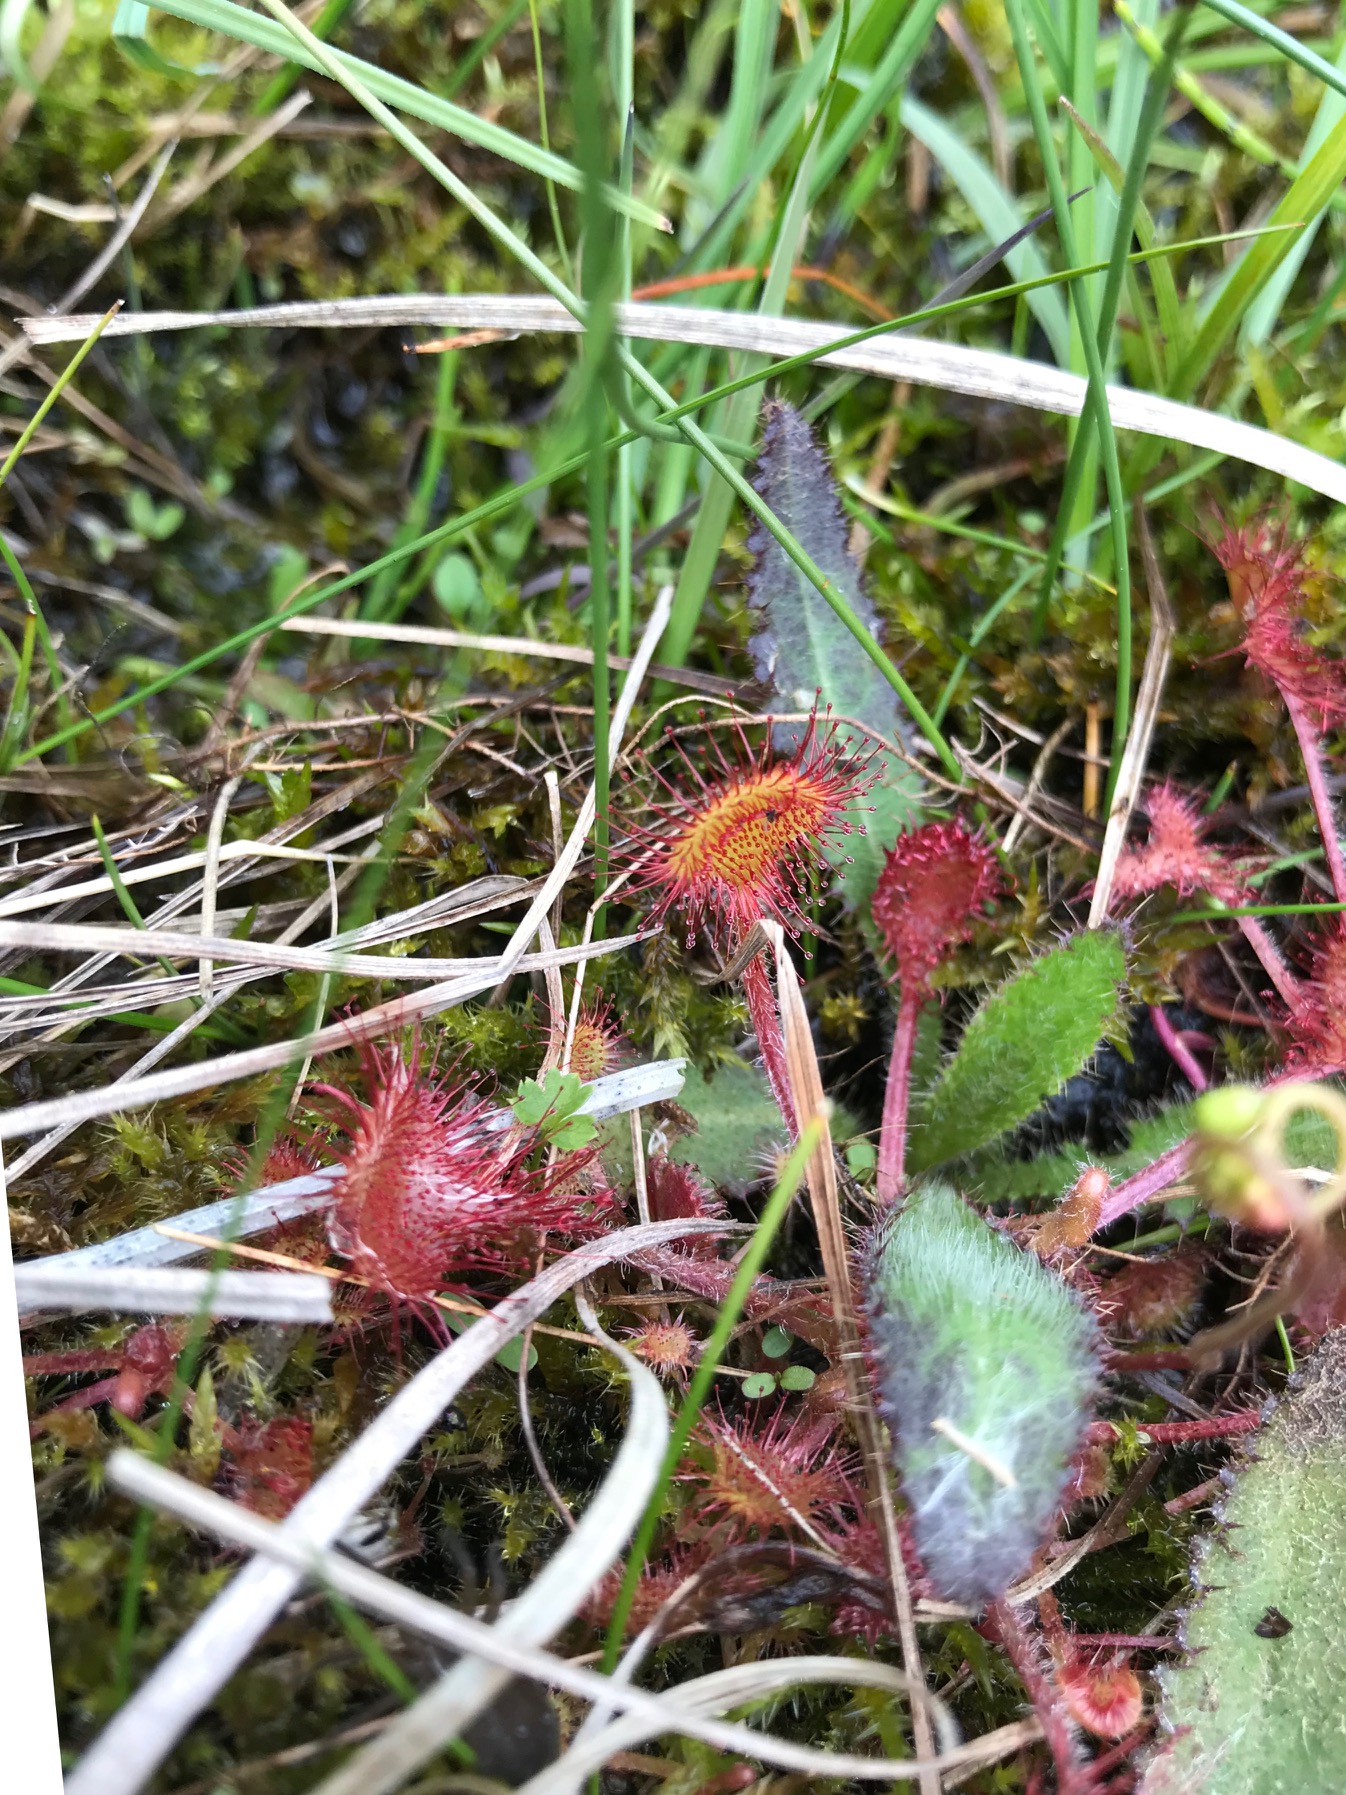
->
[864,1182,1099,1604]
[746,399,922,905]
[910,930,1127,1171]
[1149,1329,1346,1795]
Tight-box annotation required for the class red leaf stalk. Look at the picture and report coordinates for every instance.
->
[618,707,877,1136]
[988,1598,1091,1795]
[877,983,922,1203]
[1236,914,1306,1015]
[1087,1408,1261,1447]
[740,951,796,1134]
[1147,1005,1208,1092]
[1286,688,1346,904]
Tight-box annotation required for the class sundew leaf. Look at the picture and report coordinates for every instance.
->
[864,1182,1099,1605]
[1149,1329,1346,1795]
[745,399,922,907]
[910,930,1127,1172]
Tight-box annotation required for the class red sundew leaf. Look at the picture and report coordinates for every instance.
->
[871,818,1001,996]
[1286,921,1346,1073]
[323,1040,607,1301]
[1214,522,1346,726]
[225,1416,315,1521]
[1107,783,1253,909]
[1060,1657,1145,1739]
[547,990,631,1083]
[617,708,879,951]
[1098,1248,1208,1337]
[646,1153,726,1260]
[582,1539,716,1636]
[691,1402,860,1541]
[625,1318,700,1379]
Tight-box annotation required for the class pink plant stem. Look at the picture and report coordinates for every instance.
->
[1236,915,1306,1014]
[987,1599,1089,1795]
[1095,1138,1194,1230]
[1286,690,1346,904]
[741,950,797,1136]
[1065,1633,1179,1652]
[1148,1004,1208,1091]
[1086,1409,1261,1447]
[877,987,923,1206]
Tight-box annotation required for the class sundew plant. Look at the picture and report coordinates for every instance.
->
[6,3,1346,1794]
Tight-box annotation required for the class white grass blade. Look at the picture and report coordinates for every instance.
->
[13,1264,333,1322]
[64,1219,728,1795]
[14,1058,686,1294]
[310,1296,668,1795]
[102,1453,1038,1787]
[23,299,1346,503]
[0,935,633,1143]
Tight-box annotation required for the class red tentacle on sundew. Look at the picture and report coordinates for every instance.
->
[1214,521,1346,902]
[623,707,878,948]
[320,1040,608,1303]
[617,706,877,1133]
[870,819,1002,1202]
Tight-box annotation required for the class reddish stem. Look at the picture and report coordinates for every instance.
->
[1148,1005,1208,1091]
[1104,1348,1200,1372]
[741,951,797,1136]
[1163,1473,1225,1514]
[988,1599,1090,1795]
[1086,1409,1261,1446]
[1236,915,1306,1015]
[877,986,923,1206]
[1286,689,1346,904]
[1096,1138,1195,1229]
[1065,1633,1180,1652]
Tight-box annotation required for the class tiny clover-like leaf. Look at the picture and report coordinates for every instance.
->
[511,1067,597,1149]
[742,1372,777,1400]
[779,1364,816,1392]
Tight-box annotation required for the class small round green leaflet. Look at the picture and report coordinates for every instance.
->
[863,1183,1099,1606]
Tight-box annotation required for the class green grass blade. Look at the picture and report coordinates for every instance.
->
[900,94,1070,364]
[1005,0,1134,800]
[142,0,666,227]
[1201,0,1346,105]
[1169,107,1346,399]
[1242,33,1346,346]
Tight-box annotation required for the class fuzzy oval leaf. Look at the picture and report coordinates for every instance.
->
[910,929,1126,1171]
[1148,1329,1346,1795]
[864,1182,1099,1605]
[746,399,923,905]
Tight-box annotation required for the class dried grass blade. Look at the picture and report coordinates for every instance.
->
[764,920,938,1795]
[106,1452,1040,1785]
[64,1219,727,1795]
[1088,503,1176,928]
[24,299,1346,503]
[13,1264,333,1322]
[308,1297,670,1795]
[0,933,636,1143]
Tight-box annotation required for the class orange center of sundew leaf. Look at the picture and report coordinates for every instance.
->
[568,1019,612,1083]
[664,765,834,900]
